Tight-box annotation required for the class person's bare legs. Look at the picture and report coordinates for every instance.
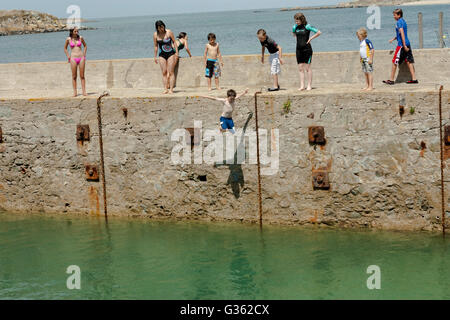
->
[215,77,221,90]
[363,73,369,90]
[272,74,278,89]
[158,57,169,93]
[390,63,397,82]
[207,77,212,91]
[367,73,373,90]
[298,63,305,90]
[406,61,417,80]
[79,58,87,96]
[167,55,177,94]
[70,59,78,97]
[306,63,313,90]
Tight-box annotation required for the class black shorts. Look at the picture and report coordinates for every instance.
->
[296,48,313,64]
[159,50,176,60]
[393,45,414,65]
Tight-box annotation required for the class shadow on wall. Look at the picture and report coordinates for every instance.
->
[396,63,414,83]
[215,112,253,199]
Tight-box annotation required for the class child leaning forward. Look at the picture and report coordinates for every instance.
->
[257,29,283,91]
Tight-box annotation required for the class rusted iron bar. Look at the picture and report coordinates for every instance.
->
[254,91,263,228]
[418,12,423,49]
[438,85,445,236]
[97,92,110,220]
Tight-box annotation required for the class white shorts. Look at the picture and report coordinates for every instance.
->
[269,52,281,75]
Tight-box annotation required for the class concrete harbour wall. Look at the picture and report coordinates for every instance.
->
[0,85,449,231]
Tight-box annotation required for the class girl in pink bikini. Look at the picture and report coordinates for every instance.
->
[64,27,87,97]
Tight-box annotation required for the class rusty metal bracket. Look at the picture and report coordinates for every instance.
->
[85,164,100,181]
[308,126,326,145]
[312,168,330,190]
[76,125,90,142]
[185,128,201,149]
[445,125,450,146]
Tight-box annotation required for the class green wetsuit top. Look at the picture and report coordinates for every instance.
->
[292,24,318,50]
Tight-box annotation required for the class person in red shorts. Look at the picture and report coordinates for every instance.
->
[383,8,418,85]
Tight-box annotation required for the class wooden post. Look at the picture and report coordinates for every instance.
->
[418,12,423,49]
[439,12,444,48]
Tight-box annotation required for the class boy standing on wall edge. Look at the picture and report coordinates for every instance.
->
[383,8,418,85]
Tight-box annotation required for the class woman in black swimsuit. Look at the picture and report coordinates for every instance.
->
[175,32,192,58]
[153,20,179,94]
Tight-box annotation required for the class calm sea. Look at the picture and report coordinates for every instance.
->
[0,5,449,63]
[0,211,449,299]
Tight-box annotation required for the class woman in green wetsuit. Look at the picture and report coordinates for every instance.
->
[292,12,321,91]
[175,32,192,58]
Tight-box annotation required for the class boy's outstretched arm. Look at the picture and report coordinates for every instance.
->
[198,95,226,102]
[236,88,250,100]
[261,46,265,63]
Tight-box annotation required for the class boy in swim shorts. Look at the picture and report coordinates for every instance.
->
[199,88,249,134]
[257,29,283,91]
[383,8,418,85]
[357,28,374,91]
[204,33,224,91]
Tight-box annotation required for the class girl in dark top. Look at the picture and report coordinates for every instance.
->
[153,20,179,94]
[175,32,192,58]
[292,12,321,91]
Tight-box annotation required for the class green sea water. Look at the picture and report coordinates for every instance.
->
[0,211,449,300]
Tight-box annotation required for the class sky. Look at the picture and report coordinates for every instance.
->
[1,0,343,18]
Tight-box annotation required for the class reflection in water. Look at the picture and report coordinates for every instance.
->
[0,212,449,299]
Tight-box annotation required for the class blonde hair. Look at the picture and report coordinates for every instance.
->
[356,27,367,38]
[294,12,307,25]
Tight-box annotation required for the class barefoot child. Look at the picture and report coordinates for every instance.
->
[199,88,249,134]
[357,28,374,91]
[257,29,283,91]
[383,8,418,85]
[204,33,224,90]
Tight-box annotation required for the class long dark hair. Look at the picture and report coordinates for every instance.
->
[69,28,80,40]
[177,32,187,39]
[155,20,166,32]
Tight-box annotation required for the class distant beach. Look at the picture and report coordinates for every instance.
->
[281,0,450,11]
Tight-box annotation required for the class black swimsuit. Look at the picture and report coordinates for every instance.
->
[157,37,176,60]
[177,40,185,51]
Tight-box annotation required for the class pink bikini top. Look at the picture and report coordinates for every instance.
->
[69,38,82,48]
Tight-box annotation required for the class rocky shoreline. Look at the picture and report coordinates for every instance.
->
[0,10,93,36]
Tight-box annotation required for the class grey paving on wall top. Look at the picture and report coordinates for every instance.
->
[0,49,449,91]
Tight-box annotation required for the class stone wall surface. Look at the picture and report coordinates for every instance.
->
[0,86,449,232]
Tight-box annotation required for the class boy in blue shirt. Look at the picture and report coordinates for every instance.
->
[357,28,374,91]
[383,8,418,85]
